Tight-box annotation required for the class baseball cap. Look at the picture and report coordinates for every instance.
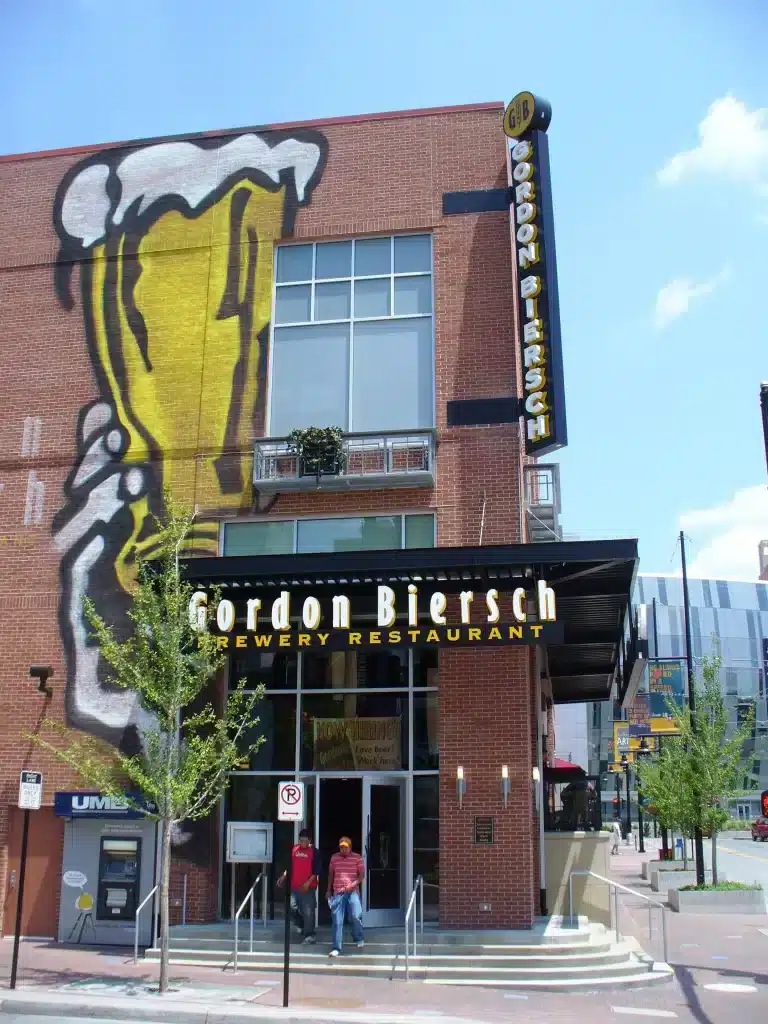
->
[299,828,311,839]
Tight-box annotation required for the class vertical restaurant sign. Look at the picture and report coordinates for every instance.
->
[503,91,567,456]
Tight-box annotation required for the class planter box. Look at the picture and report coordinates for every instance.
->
[651,870,720,894]
[669,887,766,914]
[642,859,690,881]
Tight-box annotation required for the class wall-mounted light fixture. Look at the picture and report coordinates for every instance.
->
[501,764,510,808]
[30,665,53,697]
[456,766,466,808]
[531,766,540,783]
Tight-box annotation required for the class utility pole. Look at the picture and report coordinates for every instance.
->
[680,530,705,885]
[760,383,768,476]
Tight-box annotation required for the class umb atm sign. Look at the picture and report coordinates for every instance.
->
[53,792,156,819]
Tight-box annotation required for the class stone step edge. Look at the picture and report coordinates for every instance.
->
[153,938,610,955]
[422,965,674,988]
[146,957,651,976]
[145,947,631,964]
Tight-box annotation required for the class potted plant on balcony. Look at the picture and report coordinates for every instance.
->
[287,426,345,482]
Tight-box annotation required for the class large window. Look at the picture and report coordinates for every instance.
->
[223,513,435,557]
[269,235,434,436]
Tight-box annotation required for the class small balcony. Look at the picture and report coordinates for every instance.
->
[253,429,436,494]
[524,463,561,543]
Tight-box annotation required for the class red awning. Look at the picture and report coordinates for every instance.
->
[544,758,587,783]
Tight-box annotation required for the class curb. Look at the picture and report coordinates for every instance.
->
[0,990,481,1024]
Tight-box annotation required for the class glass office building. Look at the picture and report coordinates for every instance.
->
[590,574,768,816]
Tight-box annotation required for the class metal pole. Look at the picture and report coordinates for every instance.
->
[419,876,424,937]
[624,765,631,838]
[282,861,291,1007]
[234,906,239,973]
[262,870,267,928]
[249,887,254,954]
[638,789,645,853]
[231,864,236,922]
[661,907,669,964]
[10,809,31,990]
[182,874,187,926]
[614,885,620,944]
[760,383,768,477]
[568,873,574,926]
[680,530,705,886]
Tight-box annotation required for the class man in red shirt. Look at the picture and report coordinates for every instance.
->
[278,828,321,943]
[326,836,365,956]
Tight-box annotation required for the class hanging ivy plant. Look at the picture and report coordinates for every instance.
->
[287,426,345,481]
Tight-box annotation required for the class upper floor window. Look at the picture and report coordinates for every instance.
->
[269,235,434,436]
[223,512,435,557]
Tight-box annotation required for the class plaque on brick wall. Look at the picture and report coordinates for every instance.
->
[473,816,494,845]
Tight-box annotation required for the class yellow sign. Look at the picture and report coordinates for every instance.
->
[313,717,401,771]
[503,91,552,138]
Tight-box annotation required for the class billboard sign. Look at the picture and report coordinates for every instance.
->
[649,659,685,718]
[504,91,567,457]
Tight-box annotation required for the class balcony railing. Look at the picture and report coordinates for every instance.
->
[524,463,561,543]
[253,429,436,493]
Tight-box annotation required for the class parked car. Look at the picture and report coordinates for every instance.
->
[751,817,768,841]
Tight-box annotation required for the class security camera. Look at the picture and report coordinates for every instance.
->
[29,665,53,696]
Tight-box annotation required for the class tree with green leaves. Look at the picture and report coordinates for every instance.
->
[638,655,755,883]
[35,503,264,993]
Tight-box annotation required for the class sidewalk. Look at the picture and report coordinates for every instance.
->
[2,851,768,1024]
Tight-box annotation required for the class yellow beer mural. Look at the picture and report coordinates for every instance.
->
[51,130,328,749]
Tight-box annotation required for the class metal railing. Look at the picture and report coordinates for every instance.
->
[134,885,158,964]
[568,869,668,964]
[232,872,266,973]
[253,429,436,491]
[404,874,424,981]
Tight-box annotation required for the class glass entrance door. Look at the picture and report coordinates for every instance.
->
[363,776,406,927]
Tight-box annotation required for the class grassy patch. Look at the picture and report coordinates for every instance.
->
[679,881,762,892]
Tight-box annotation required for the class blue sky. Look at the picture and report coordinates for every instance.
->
[2,0,767,578]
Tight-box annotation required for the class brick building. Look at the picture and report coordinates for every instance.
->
[0,99,637,942]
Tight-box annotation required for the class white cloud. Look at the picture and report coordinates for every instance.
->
[657,96,768,188]
[679,485,768,580]
[653,267,729,330]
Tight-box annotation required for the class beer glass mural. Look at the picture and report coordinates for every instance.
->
[51,130,328,752]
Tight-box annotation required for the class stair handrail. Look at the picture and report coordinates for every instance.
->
[233,872,264,973]
[134,884,158,965]
[404,874,423,982]
[568,868,668,964]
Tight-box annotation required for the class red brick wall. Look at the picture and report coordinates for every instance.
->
[0,103,532,931]
[439,647,535,929]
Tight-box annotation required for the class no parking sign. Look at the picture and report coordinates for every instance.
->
[278,781,304,822]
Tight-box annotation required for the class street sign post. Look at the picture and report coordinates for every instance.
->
[278,781,304,822]
[11,771,43,989]
[277,780,305,1008]
[18,771,42,810]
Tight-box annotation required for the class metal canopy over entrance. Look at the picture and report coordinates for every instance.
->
[183,538,638,704]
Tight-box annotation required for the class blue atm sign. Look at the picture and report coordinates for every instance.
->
[54,792,155,819]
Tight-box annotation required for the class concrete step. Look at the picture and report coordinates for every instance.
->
[157,937,615,957]
[143,951,671,987]
[145,945,630,969]
[422,964,675,991]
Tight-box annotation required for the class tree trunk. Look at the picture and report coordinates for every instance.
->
[711,832,718,886]
[158,815,173,994]
[682,835,688,870]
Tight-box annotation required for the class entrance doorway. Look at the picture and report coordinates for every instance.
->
[313,776,406,927]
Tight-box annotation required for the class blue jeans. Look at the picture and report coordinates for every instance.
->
[328,890,363,952]
[291,888,316,937]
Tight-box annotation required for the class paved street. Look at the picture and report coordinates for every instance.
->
[702,831,768,894]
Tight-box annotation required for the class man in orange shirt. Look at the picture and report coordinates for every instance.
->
[326,836,365,957]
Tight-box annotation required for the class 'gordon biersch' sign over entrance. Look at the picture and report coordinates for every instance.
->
[189,581,564,650]
[503,91,567,457]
